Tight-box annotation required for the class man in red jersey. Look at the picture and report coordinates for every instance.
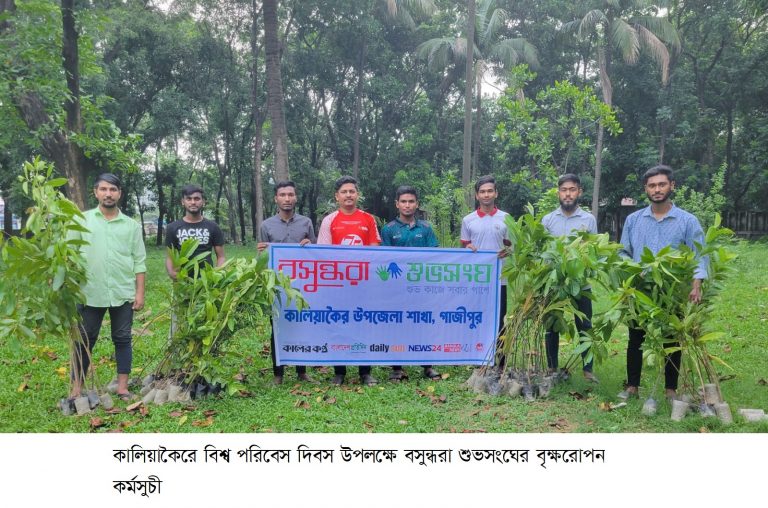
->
[317,175,381,385]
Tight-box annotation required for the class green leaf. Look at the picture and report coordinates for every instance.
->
[47,178,68,188]
[52,266,66,291]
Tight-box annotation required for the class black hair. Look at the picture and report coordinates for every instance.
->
[642,165,674,185]
[474,175,496,193]
[181,183,205,199]
[274,180,297,195]
[94,173,122,190]
[395,185,418,201]
[335,175,358,192]
[557,173,581,187]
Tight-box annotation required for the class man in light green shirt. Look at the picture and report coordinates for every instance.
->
[72,173,146,400]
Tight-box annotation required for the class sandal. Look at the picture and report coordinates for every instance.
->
[360,374,378,386]
[388,369,408,382]
[117,393,135,402]
[423,367,441,380]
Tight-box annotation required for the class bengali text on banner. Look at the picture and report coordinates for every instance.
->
[269,245,501,365]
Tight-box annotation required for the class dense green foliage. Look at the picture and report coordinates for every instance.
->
[0,159,88,353]
[1,0,766,240]
[498,208,623,374]
[157,239,306,393]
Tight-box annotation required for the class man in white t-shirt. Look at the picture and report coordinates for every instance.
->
[460,175,510,366]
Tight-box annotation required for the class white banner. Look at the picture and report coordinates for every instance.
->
[269,245,501,365]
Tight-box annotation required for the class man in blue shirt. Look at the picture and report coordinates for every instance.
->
[381,185,441,381]
[618,165,706,401]
[541,174,599,383]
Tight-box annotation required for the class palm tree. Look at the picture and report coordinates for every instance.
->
[562,0,681,217]
[263,0,290,181]
[381,0,437,29]
[347,0,436,179]
[416,0,539,186]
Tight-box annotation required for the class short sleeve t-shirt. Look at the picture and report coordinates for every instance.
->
[317,209,381,246]
[165,218,224,266]
[460,208,509,250]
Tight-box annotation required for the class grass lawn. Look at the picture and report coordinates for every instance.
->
[1,240,767,433]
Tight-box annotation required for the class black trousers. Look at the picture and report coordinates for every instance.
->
[545,292,594,372]
[495,284,508,367]
[269,325,306,376]
[334,366,371,377]
[627,327,681,390]
[74,302,133,382]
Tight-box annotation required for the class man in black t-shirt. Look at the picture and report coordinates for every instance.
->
[165,184,225,279]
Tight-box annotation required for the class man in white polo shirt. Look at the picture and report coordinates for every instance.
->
[460,175,510,366]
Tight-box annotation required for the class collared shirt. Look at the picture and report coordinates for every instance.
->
[542,207,597,237]
[543,207,598,290]
[77,208,147,307]
[620,204,707,279]
[260,213,316,244]
[381,218,439,248]
[460,208,509,250]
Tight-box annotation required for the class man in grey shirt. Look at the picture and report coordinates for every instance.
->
[541,173,599,383]
[258,181,317,385]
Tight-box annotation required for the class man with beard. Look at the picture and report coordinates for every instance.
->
[317,175,381,386]
[258,181,317,385]
[165,184,226,279]
[381,185,441,382]
[72,174,146,401]
[541,174,598,383]
[618,165,706,401]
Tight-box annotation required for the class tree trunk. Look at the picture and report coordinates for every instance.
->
[154,143,165,247]
[471,61,483,181]
[59,0,88,210]
[135,187,145,241]
[251,124,265,240]
[592,44,612,219]
[2,190,12,237]
[212,133,239,244]
[4,0,89,210]
[591,122,604,219]
[236,162,246,242]
[251,0,266,240]
[462,0,476,206]
[0,0,16,32]
[725,103,733,188]
[352,41,367,180]
[320,88,339,158]
[226,123,240,245]
[223,173,239,244]
[214,175,223,225]
[264,0,290,181]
